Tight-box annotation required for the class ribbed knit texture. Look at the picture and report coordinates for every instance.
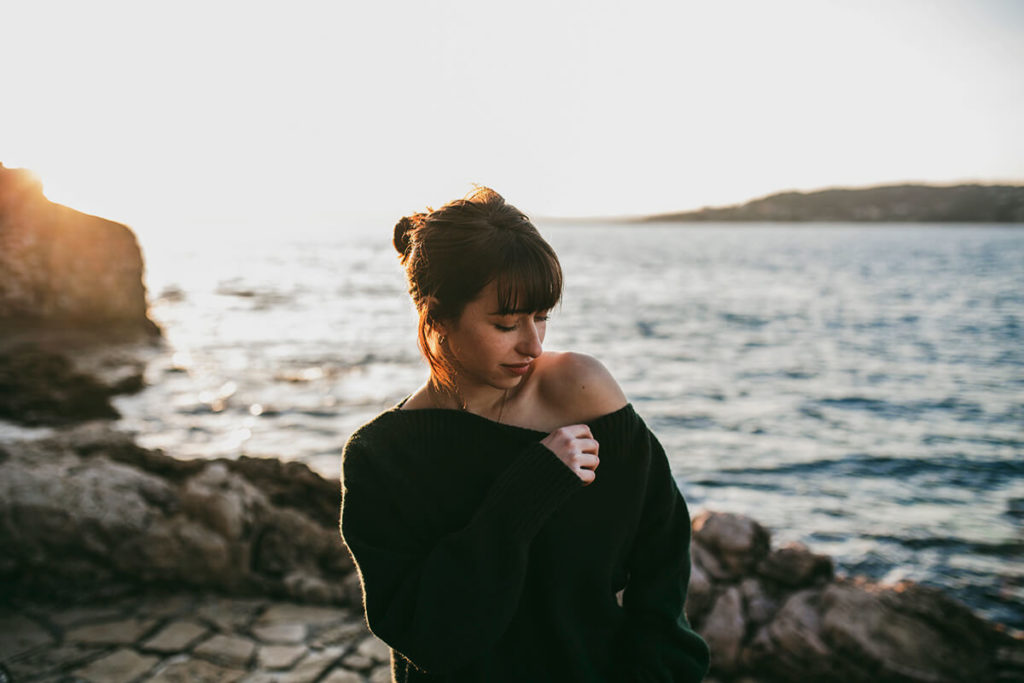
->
[340,403,710,682]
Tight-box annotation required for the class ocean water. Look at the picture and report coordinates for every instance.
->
[19,220,1024,629]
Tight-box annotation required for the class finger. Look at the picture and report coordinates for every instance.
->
[577,453,600,470]
[561,424,593,439]
[577,468,596,485]
[577,438,599,455]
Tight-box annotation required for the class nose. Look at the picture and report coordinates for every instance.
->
[516,320,543,359]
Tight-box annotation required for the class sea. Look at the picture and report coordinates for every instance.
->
[16,220,1024,630]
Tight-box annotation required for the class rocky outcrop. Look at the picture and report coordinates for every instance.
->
[646,183,1024,223]
[0,424,354,606]
[0,163,159,337]
[687,511,1023,682]
[1,427,1020,681]
[0,344,145,426]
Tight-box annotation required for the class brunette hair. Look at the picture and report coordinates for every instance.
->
[394,187,562,394]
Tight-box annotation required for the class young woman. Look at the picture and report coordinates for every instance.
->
[340,188,709,682]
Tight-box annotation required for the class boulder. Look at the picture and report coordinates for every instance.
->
[0,424,353,605]
[741,580,1011,682]
[685,556,714,620]
[739,577,779,629]
[757,541,833,588]
[0,345,123,426]
[692,511,770,578]
[688,511,1022,682]
[701,586,745,674]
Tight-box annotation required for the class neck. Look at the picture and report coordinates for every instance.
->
[429,378,510,421]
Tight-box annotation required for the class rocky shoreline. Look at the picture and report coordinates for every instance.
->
[2,420,1021,682]
[2,168,1021,681]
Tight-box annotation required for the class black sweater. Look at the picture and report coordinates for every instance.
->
[339,402,710,682]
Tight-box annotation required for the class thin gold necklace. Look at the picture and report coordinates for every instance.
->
[435,383,509,424]
[465,387,509,424]
[496,388,509,425]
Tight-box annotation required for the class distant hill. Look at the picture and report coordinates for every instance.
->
[644,184,1024,223]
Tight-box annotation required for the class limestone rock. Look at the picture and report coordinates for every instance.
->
[701,587,745,674]
[819,581,1003,682]
[0,163,159,337]
[4,641,107,681]
[0,345,121,426]
[757,541,833,588]
[65,617,156,645]
[341,653,374,671]
[258,644,308,669]
[341,571,364,609]
[142,621,211,653]
[688,512,1018,681]
[356,636,390,663]
[685,558,714,621]
[194,634,256,669]
[278,646,345,683]
[321,670,365,683]
[0,426,353,604]
[252,623,307,644]
[195,596,264,632]
[0,613,55,660]
[257,604,349,628]
[741,581,1013,682]
[692,511,770,577]
[149,655,246,682]
[72,647,159,683]
[739,577,779,628]
[744,589,834,679]
[310,620,370,649]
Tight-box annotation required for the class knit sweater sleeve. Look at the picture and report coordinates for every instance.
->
[339,425,583,675]
[618,413,711,682]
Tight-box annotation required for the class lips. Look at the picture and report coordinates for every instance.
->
[503,362,531,376]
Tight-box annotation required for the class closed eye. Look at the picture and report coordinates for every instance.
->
[492,312,550,331]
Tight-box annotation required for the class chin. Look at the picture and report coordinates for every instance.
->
[497,375,525,389]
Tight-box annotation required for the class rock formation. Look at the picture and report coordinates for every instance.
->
[0,344,148,426]
[1,426,1020,681]
[0,424,355,607]
[687,511,1023,682]
[0,163,159,338]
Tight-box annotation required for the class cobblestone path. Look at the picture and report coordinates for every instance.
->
[0,592,390,682]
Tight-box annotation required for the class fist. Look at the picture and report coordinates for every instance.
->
[541,424,600,485]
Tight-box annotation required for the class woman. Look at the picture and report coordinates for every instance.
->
[340,188,710,682]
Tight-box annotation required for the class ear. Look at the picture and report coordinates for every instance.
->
[424,296,450,336]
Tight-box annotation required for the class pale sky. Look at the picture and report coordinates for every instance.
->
[2,0,1023,235]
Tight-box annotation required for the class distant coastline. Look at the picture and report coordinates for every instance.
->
[640,183,1024,223]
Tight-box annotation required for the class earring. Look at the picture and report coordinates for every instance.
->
[439,335,447,345]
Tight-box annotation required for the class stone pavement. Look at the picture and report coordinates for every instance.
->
[0,591,390,683]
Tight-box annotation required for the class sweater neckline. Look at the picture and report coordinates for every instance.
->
[389,397,634,436]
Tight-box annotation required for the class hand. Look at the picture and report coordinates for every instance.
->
[540,424,600,485]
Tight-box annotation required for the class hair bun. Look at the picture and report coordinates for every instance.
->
[393,214,422,261]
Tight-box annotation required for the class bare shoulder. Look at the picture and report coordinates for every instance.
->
[533,351,628,423]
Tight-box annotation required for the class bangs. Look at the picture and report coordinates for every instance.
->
[493,241,563,315]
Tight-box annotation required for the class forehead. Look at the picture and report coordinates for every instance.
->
[465,280,547,315]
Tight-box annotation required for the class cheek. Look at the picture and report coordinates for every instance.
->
[452,327,502,360]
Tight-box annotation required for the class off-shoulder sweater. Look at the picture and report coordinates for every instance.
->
[339,402,710,682]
